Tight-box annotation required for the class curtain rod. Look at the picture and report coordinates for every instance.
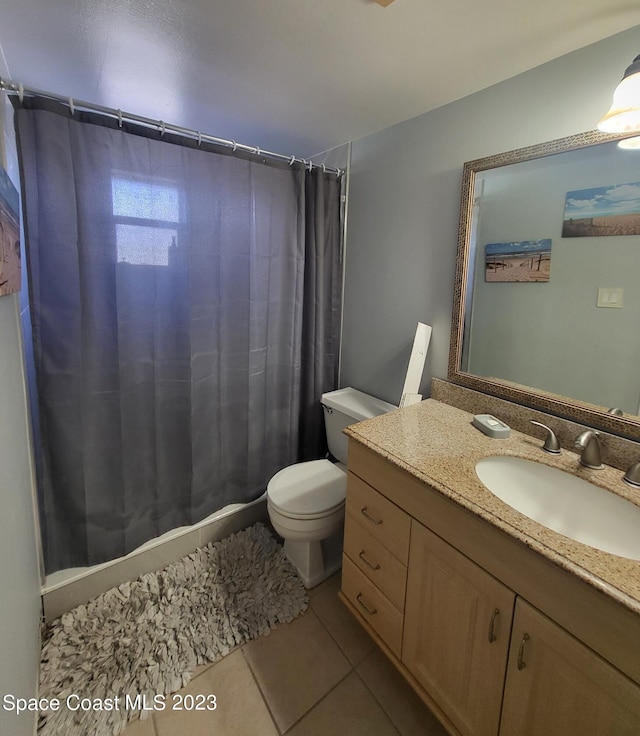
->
[0,76,343,177]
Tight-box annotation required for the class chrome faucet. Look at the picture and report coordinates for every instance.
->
[623,462,640,487]
[530,420,561,454]
[574,430,603,469]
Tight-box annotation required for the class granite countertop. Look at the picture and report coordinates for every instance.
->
[344,398,640,615]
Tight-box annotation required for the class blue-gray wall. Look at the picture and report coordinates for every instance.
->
[341,25,640,406]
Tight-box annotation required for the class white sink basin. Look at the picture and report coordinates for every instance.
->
[475,456,640,560]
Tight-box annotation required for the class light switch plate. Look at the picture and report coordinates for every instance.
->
[597,287,624,309]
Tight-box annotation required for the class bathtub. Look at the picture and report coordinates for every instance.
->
[42,493,268,622]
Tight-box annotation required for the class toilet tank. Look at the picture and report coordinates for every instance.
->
[321,387,397,465]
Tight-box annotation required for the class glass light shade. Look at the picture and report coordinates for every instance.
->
[618,135,640,150]
[598,55,640,133]
[598,74,640,132]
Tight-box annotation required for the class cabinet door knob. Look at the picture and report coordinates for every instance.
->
[517,633,530,670]
[488,608,500,643]
[361,506,383,525]
[356,593,378,616]
[358,550,381,570]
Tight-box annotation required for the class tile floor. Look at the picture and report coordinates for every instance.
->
[120,573,448,736]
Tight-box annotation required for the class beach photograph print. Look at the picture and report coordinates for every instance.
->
[562,181,640,237]
[0,166,21,296]
[485,239,552,282]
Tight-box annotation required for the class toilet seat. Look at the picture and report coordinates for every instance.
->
[267,459,346,520]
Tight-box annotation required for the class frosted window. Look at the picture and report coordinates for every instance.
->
[115,225,178,266]
[112,177,181,265]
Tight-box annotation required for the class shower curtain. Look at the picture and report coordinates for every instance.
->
[14,99,342,574]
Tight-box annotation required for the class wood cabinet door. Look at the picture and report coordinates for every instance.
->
[402,520,516,736]
[501,599,640,736]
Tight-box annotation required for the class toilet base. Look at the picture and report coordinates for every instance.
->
[283,525,343,589]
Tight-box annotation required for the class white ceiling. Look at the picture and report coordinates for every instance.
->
[1,0,640,158]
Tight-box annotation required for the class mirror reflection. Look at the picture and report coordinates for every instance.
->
[450,130,640,436]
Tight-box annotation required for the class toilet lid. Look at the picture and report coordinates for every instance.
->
[267,459,346,517]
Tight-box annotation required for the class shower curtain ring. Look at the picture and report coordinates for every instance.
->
[197,131,202,146]
[256,146,261,157]
[68,97,75,115]
[18,83,24,103]
[231,140,237,152]
[322,164,326,173]
[308,160,313,172]
[159,121,166,137]
[117,109,123,128]
[289,156,296,166]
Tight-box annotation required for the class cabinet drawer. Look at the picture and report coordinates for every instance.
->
[344,511,407,611]
[346,472,410,564]
[342,555,404,658]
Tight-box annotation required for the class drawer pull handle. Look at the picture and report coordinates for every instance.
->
[356,593,378,616]
[488,608,500,643]
[361,506,383,525]
[358,550,381,570]
[517,633,530,670]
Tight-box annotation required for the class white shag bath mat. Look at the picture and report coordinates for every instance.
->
[38,522,308,736]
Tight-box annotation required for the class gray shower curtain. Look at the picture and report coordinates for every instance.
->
[14,100,342,574]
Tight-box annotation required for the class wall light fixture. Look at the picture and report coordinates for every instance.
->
[598,54,640,134]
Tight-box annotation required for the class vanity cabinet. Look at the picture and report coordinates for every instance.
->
[340,439,640,736]
[403,520,515,736]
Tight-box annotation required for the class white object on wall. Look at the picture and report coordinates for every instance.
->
[400,322,432,407]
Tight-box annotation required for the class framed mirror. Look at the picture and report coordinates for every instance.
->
[449,129,640,441]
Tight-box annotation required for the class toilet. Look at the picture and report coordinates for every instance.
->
[267,387,396,588]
